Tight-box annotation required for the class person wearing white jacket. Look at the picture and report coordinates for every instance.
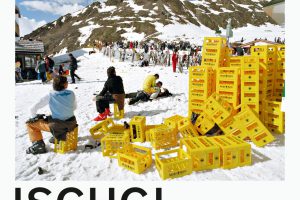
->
[25,76,77,155]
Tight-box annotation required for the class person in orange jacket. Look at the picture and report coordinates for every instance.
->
[172,49,178,73]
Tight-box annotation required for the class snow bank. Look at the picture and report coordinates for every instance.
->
[78,23,102,46]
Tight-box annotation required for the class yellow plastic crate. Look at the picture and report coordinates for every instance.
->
[101,132,131,158]
[194,113,215,135]
[243,56,259,68]
[202,47,226,58]
[265,123,285,134]
[210,135,251,169]
[228,56,243,68]
[145,125,158,142]
[217,91,240,107]
[224,135,252,167]
[188,105,203,117]
[180,137,220,171]
[164,115,185,130]
[54,127,78,154]
[217,68,240,81]
[178,118,199,138]
[203,37,227,49]
[155,149,193,180]
[129,116,146,142]
[189,88,211,100]
[204,93,234,125]
[150,125,178,150]
[234,106,275,147]
[113,103,124,119]
[117,144,152,174]
[89,118,115,141]
[241,92,259,104]
[201,57,226,68]
[189,78,211,90]
[251,45,277,59]
[189,66,214,79]
[264,100,283,114]
[219,117,248,140]
[276,45,285,60]
[264,112,285,128]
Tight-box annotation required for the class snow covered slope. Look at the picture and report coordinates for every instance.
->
[15,50,284,181]
[24,0,284,54]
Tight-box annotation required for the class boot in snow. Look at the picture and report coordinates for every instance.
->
[104,108,112,116]
[26,140,47,155]
[93,112,108,121]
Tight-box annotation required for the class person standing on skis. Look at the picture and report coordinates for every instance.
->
[93,66,125,121]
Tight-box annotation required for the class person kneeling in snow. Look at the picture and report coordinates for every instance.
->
[93,66,125,121]
[26,76,77,155]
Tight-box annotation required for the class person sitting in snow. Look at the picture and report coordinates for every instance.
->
[25,76,77,155]
[93,66,125,121]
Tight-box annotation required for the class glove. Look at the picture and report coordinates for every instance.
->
[26,114,46,124]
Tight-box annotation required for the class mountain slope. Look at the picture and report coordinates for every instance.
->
[24,0,278,54]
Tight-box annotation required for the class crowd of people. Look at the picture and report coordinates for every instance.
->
[99,40,203,73]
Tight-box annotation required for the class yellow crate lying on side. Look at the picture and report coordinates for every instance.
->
[234,106,275,147]
[129,116,146,142]
[54,127,78,154]
[101,131,131,158]
[204,93,233,125]
[194,113,215,135]
[117,144,152,174]
[209,135,251,169]
[219,117,248,140]
[155,149,193,180]
[224,135,252,167]
[180,137,220,171]
[178,118,199,138]
[145,125,158,142]
[89,118,115,141]
[164,115,185,131]
[150,125,178,150]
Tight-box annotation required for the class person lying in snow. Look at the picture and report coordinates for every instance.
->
[93,66,125,121]
[25,76,77,155]
[128,82,172,105]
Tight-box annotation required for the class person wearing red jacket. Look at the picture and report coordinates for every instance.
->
[172,49,178,73]
[129,41,133,49]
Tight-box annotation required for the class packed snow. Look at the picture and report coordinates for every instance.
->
[15,48,285,181]
[78,23,102,46]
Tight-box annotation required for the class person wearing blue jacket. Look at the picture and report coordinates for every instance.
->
[26,75,77,154]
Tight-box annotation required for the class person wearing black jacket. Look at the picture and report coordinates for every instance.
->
[93,66,125,121]
[68,53,81,83]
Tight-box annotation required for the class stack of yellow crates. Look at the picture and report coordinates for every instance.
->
[201,37,228,68]
[273,45,285,100]
[240,56,260,114]
[216,67,240,108]
[251,45,277,120]
[188,66,215,116]
[263,100,285,134]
